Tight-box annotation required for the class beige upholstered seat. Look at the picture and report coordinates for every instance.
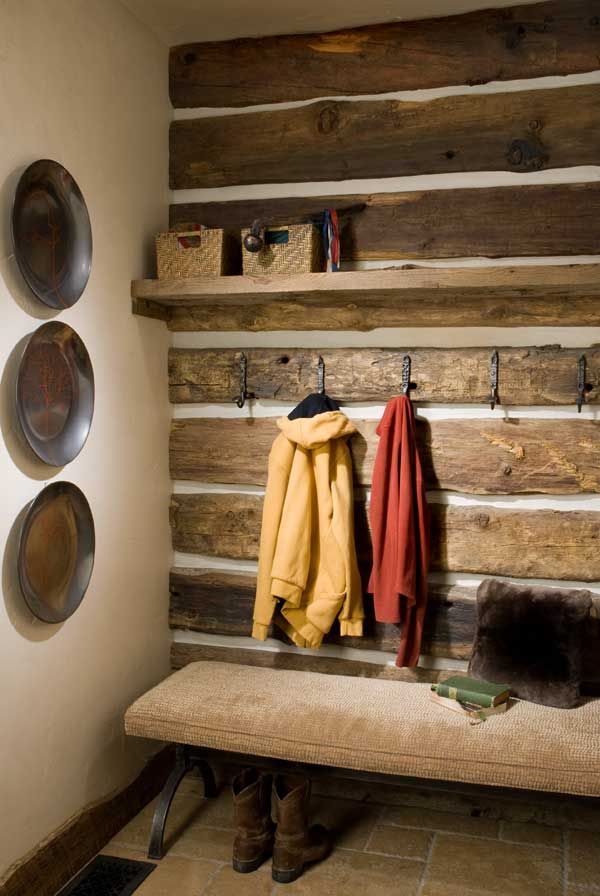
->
[125,661,600,797]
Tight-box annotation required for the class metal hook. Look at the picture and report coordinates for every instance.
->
[317,355,325,394]
[488,350,499,411]
[402,355,411,395]
[234,353,248,409]
[577,354,587,413]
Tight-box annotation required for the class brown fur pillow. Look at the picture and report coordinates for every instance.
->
[469,579,592,709]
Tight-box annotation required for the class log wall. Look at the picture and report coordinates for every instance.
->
[166,1,600,683]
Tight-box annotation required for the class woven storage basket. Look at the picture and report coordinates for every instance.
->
[242,224,324,276]
[156,227,232,278]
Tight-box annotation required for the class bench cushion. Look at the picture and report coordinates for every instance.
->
[124,661,600,797]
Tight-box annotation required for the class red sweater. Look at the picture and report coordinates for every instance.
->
[367,396,430,667]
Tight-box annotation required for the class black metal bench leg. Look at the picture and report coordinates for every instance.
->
[195,758,217,799]
[148,746,193,860]
[147,746,218,860]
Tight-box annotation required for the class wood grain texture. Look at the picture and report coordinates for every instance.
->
[170,494,600,581]
[170,182,600,261]
[169,568,476,659]
[169,569,600,679]
[170,85,600,189]
[169,346,600,406]
[170,417,600,495]
[0,748,173,896]
[171,642,452,685]
[169,1,600,108]
[133,264,600,331]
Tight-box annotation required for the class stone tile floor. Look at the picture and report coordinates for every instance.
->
[101,772,600,895]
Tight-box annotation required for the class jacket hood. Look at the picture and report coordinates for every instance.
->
[277,411,356,449]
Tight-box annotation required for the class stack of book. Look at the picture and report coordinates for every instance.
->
[430,676,511,723]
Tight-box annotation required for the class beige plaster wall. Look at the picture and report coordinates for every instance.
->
[122,0,543,46]
[0,0,172,876]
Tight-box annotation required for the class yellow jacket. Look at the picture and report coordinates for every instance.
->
[252,411,364,649]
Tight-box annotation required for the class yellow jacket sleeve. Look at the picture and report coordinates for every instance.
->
[270,446,312,605]
[252,435,294,640]
[332,440,364,637]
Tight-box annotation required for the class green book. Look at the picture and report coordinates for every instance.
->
[431,675,510,708]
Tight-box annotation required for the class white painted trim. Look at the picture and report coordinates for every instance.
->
[171,328,600,350]
[173,481,266,496]
[172,402,600,421]
[172,70,600,120]
[425,493,600,512]
[174,552,259,572]
[348,256,600,271]
[428,571,600,594]
[171,628,468,671]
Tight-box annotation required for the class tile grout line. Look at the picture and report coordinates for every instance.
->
[198,859,228,895]
[380,822,562,848]
[416,831,437,896]
[341,845,426,863]
[362,805,385,853]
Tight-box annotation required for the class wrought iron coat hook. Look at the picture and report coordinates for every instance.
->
[234,353,248,409]
[402,354,413,397]
[577,354,587,413]
[488,350,499,411]
[317,355,325,394]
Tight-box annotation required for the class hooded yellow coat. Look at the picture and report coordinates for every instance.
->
[252,411,364,649]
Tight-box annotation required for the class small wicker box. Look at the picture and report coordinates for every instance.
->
[241,224,324,276]
[156,227,232,279]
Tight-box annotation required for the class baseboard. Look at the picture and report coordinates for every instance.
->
[0,746,174,896]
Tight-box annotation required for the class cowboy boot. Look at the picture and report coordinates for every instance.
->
[232,768,275,873]
[272,774,330,884]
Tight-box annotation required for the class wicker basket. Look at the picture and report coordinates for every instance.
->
[156,227,233,279]
[242,224,324,276]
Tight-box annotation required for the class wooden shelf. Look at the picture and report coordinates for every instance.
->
[131,264,600,331]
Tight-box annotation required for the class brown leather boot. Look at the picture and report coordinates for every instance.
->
[232,768,275,873]
[272,774,330,884]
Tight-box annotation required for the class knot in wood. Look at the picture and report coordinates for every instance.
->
[505,22,527,50]
[503,464,512,475]
[507,138,547,171]
[475,512,490,529]
[318,104,340,135]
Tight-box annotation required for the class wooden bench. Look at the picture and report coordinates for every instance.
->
[125,660,600,858]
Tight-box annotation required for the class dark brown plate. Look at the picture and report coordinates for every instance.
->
[12,159,92,308]
[18,482,95,623]
[16,322,94,467]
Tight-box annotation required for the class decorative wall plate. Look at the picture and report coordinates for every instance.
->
[16,322,94,467]
[11,159,92,308]
[18,482,95,623]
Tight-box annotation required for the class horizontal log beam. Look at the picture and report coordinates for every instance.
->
[169,346,600,405]
[170,643,452,685]
[170,417,600,495]
[170,85,600,189]
[170,182,600,261]
[169,1,600,108]
[169,568,476,659]
[170,494,600,581]
[169,569,600,681]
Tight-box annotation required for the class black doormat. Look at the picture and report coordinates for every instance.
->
[58,855,156,896]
